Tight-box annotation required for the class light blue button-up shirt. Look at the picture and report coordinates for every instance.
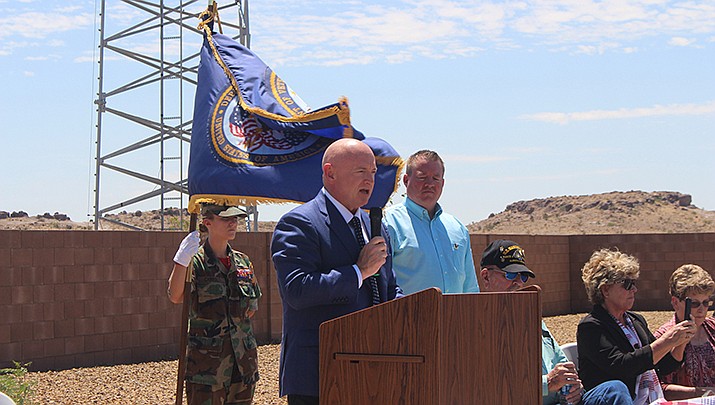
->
[383,197,479,294]
[542,322,569,404]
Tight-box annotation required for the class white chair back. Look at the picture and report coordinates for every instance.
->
[0,392,16,405]
[560,342,579,371]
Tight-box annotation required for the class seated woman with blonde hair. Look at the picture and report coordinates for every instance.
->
[577,249,696,405]
[654,264,715,400]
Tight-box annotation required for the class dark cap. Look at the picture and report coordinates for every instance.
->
[200,204,247,218]
[480,239,535,278]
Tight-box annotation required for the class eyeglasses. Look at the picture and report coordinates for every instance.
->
[619,279,637,291]
[503,271,530,283]
[681,298,714,309]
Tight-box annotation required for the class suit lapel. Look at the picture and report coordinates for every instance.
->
[320,193,360,253]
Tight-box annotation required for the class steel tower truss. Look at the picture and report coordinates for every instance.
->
[93,0,250,230]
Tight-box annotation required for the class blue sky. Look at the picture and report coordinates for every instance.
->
[1,0,713,225]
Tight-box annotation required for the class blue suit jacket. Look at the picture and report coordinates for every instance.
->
[270,191,403,397]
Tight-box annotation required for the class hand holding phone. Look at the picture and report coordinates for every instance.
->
[684,297,692,321]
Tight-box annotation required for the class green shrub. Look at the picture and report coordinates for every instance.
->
[0,362,34,404]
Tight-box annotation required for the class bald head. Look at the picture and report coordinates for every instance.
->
[322,138,376,212]
[322,138,371,165]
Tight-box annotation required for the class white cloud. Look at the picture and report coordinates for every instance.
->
[23,71,34,77]
[520,101,715,124]
[24,55,60,61]
[7,0,711,66]
[0,11,93,39]
[574,42,622,55]
[385,51,414,64]
[668,36,696,46]
[0,4,92,56]
[249,0,715,67]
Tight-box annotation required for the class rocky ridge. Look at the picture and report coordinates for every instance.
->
[3,191,715,234]
[468,190,715,235]
[0,208,278,232]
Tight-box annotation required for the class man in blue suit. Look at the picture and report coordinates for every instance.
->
[271,138,403,405]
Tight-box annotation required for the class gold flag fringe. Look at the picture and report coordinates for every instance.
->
[190,3,404,211]
[197,6,352,126]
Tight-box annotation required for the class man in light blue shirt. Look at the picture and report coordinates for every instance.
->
[383,150,479,295]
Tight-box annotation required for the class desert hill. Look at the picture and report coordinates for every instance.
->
[3,190,715,234]
[0,208,278,232]
[468,190,715,235]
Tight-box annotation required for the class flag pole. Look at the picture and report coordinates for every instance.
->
[175,213,198,405]
[174,5,213,403]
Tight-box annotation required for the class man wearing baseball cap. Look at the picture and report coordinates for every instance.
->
[479,239,632,405]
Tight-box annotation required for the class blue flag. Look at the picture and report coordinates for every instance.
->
[188,18,402,212]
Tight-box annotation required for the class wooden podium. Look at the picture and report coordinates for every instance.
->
[319,287,542,404]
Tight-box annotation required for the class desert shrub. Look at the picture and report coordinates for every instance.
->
[0,362,34,404]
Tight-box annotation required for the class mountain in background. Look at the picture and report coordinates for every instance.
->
[468,190,715,235]
[3,191,715,234]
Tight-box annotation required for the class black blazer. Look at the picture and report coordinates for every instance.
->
[577,304,682,398]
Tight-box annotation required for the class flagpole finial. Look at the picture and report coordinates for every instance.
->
[337,96,351,127]
[198,1,223,34]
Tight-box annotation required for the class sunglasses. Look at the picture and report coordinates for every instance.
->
[681,298,714,309]
[619,279,637,291]
[503,271,530,283]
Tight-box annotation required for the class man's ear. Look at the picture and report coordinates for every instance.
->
[479,268,490,289]
[402,172,409,187]
[323,163,334,180]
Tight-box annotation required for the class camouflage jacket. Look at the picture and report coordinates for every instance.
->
[185,241,262,388]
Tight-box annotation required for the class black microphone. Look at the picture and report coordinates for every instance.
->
[369,207,383,278]
[369,207,382,239]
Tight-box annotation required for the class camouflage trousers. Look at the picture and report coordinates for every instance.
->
[185,336,258,405]
[185,359,256,405]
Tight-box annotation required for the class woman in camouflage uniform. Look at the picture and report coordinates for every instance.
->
[168,204,262,404]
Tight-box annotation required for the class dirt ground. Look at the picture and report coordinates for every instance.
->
[26,312,675,404]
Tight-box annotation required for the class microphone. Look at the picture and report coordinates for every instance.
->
[369,207,382,239]
[369,207,383,278]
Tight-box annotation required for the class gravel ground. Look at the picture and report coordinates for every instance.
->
[27,312,674,404]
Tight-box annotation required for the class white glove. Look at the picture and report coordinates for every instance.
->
[173,230,200,267]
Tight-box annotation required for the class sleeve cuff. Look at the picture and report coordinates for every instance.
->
[353,265,363,288]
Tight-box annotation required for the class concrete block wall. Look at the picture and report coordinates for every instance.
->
[568,233,715,313]
[2,230,714,371]
[0,230,178,371]
[0,230,280,371]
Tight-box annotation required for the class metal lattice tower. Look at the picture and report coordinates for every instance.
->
[93,0,250,230]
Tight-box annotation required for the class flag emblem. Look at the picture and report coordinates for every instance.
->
[211,87,331,166]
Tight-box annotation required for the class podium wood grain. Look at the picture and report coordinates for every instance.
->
[319,288,542,404]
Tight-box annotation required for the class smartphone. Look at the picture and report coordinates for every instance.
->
[684,297,692,321]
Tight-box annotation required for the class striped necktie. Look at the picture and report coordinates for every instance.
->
[349,216,380,305]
